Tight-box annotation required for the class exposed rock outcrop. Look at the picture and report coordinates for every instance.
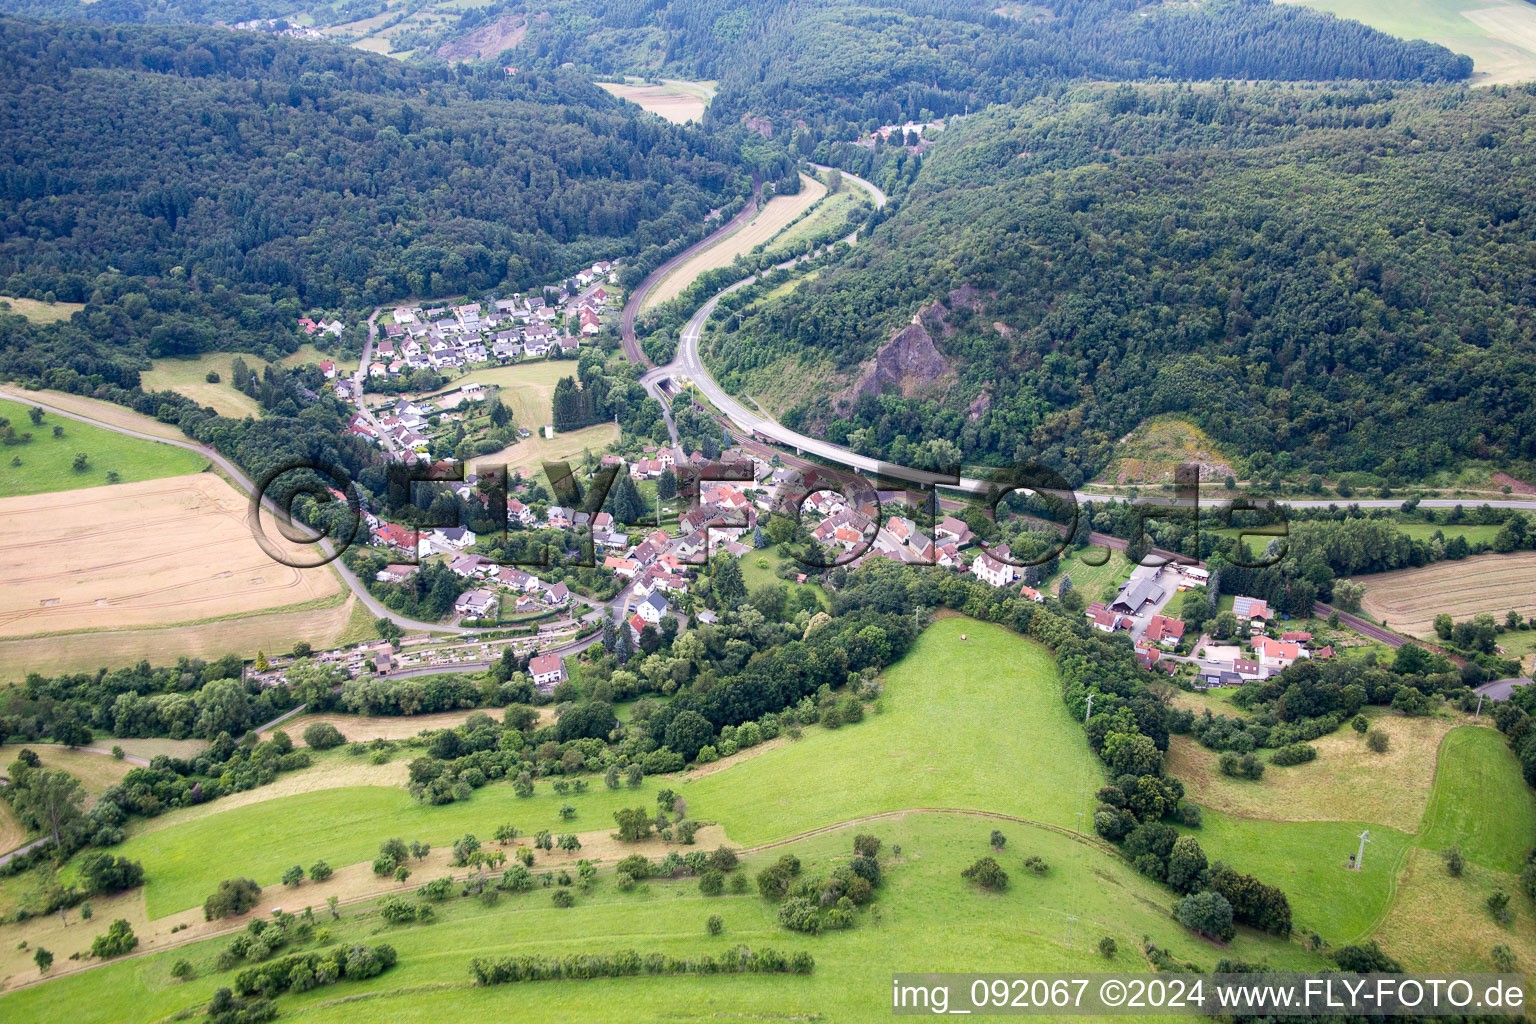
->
[852,318,953,399]
[435,14,527,61]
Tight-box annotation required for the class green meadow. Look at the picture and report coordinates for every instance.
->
[116,619,1099,917]
[13,616,1536,1019]
[0,398,207,497]
[3,815,1321,1024]
[1418,726,1536,872]
[1183,811,1413,944]
[687,619,1101,845]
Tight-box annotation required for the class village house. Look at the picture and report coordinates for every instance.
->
[454,588,498,618]
[637,592,670,624]
[1232,595,1271,625]
[1110,571,1164,616]
[1254,635,1304,672]
[375,564,418,584]
[1144,615,1186,648]
[970,544,1016,587]
[430,526,477,551]
[528,653,567,691]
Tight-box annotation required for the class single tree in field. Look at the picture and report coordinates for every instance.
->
[394,865,412,886]
[105,470,120,484]
[51,425,62,439]
[1443,847,1465,877]
[71,452,88,472]
[27,406,43,426]
[34,947,52,973]
[282,865,304,887]
[961,856,1008,891]
[326,895,340,920]
[9,767,85,851]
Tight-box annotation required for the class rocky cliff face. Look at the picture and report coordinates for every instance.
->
[851,317,953,399]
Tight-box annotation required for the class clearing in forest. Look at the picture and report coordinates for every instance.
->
[598,78,714,123]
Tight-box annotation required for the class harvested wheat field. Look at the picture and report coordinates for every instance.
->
[0,473,341,641]
[261,709,546,746]
[598,79,712,124]
[0,597,356,678]
[1354,551,1536,637]
[1166,712,1458,833]
[642,173,827,310]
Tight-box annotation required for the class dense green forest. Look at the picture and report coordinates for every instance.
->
[711,83,1536,485]
[0,17,756,313]
[521,0,1468,136]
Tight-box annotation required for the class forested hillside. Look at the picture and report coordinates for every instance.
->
[712,83,1536,486]
[0,17,753,312]
[522,0,1469,136]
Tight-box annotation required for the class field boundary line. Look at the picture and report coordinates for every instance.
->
[738,807,1117,857]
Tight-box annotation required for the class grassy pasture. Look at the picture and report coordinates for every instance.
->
[0,387,187,442]
[1374,847,1536,977]
[0,745,134,807]
[258,710,518,746]
[1418,725,1536,872]
[0,296,85,323]
[411,360,571,435]
[0,398,207,497]
[465,421,620,477]
[686,618,1100,845]
[0,814,1319,1020]
[108,618,1096,917]
[1165,712,1457,833]
[1096,415,1235,486]
[113,778,677,919]
[1039,545,1135,604]
[1354,551,1536,637]
[140,353,266,419]
[761,187,870,257]
[738,546,828,610]
[1183,810,1413,943]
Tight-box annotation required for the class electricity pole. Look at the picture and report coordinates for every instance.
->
[1084,693,1094,723]
[1475,692,1485,722]
[1076,811,1084,836]
[1355,829,1372,871]
[1065,913,1077,948]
